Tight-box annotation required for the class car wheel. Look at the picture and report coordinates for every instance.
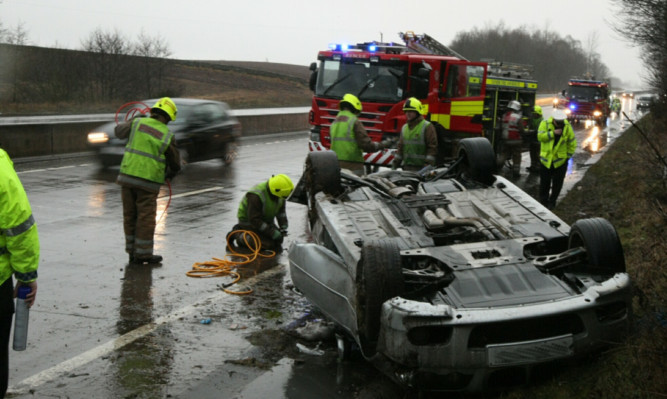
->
[305,151,341,196]
[457,137,496,186]
[222,141,238,165]
[357,239,404,356]
[568,217,625,273]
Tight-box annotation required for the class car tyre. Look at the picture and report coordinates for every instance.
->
[357,239,404,356]
[458,137,496,186]
[568,217,625,273]
[305,151,341,195]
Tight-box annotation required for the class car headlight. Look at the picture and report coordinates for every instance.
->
[593,110,602,117]
[565,109,571,115]
[87,132,109,144]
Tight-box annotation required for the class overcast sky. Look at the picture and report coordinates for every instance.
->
[0,0,646,89]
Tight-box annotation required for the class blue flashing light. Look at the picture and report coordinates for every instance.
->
[569,104,577,110]
[328,43,337,50]
[368,44,377,52]
[340,43,349,51]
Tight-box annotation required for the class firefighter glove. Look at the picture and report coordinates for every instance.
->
[271,229,282,241]
[380,138,397,149]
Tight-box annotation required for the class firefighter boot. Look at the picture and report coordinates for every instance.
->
[133,254,163,264]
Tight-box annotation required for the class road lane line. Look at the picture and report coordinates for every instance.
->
[7,265,284,394]
[158,186,224,200]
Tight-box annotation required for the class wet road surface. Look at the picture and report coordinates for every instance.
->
[6,100,640,398]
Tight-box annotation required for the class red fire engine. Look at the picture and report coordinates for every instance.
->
[555,78,610,126]
[307,32,538,167]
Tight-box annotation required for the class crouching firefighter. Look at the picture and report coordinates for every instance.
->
[227,174,294,253]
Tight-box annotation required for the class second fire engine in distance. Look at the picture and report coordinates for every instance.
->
[307,31,538,168]
[555,78,610,126]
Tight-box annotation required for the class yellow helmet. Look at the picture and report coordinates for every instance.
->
[340,93,362,113]
[152,97,178,121]
[268,174,294,198]
[533,105,543,115]
[403,97,422,113]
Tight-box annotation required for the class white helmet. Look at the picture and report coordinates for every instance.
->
[508,100,521,111]
[552,110,567,121]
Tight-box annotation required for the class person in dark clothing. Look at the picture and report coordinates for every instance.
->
[526,105,543,173]
[115,97,181,264]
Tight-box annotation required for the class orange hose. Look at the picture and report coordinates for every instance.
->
[186,230,276,295]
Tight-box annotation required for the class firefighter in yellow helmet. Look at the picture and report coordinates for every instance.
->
[227,174,294,253]
[537,110,576,209]
[115,97,182,264]
[392,97,438,171]
[0,147,40,397]
[330,93,394,176]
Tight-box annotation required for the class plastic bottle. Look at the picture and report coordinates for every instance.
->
[12,285,31,351]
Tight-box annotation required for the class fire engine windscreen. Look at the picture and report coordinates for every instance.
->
[315,59,407,102]
[566,86,607,101]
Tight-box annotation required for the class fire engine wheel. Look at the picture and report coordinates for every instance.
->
[568,217,626,274]
[357,239,404,356]
[457,137,496,186]
[305,151,341,196]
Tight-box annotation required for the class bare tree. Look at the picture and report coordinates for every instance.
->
[134,30,172,97]
[81,28,133,100]
[611,0,667,95]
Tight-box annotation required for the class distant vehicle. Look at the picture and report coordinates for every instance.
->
[622,92,635,98]
[288,140,632,394]
[636,95,656,111]
[555,79,610,126]
[86,98,241,168]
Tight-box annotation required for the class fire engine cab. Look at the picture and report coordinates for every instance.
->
[307,31,538,167]
[555,78,610,126]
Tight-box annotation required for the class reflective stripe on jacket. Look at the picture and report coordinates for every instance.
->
[537,117,577,169]
[0,149,40,285]
[401,119,430,166]
[237,181,285,233]
[118,118,174,190]
[330,110,364,163]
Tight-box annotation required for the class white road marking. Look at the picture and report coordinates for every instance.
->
[7,266,284,394]
[159,186,224,200]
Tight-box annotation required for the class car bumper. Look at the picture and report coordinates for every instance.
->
[377,273,632,392]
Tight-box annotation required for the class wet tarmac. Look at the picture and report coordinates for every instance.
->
[5,100,641,398]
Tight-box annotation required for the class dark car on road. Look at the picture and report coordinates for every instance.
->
[87,98,241,168]
[636,94,656,111]
[288,138,632,394]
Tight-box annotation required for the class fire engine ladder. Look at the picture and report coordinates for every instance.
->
[399,31,469,60]
[483,59,534,79]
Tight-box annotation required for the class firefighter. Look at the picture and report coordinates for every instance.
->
[227,174,294,253]
[526,105,543,173]
[116,97,181,264]
[330,93,393,176]
[0,148,39,397]
[537,110,577,209]
[392,97,438,172]
[498,100,526,177]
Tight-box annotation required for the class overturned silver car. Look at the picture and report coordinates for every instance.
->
[288,138,631,393]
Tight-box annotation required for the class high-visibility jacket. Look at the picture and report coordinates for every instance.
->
[330,110,364,163]
[0,149,39,286]
[502,111,523,140]
[401,119,431,166]
[237,181,285,234]
[537,117,577,169]
[118,117,174,191]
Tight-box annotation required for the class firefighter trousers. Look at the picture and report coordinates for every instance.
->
[121,186,159,260]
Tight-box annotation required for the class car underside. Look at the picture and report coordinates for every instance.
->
[288,138,632,393]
